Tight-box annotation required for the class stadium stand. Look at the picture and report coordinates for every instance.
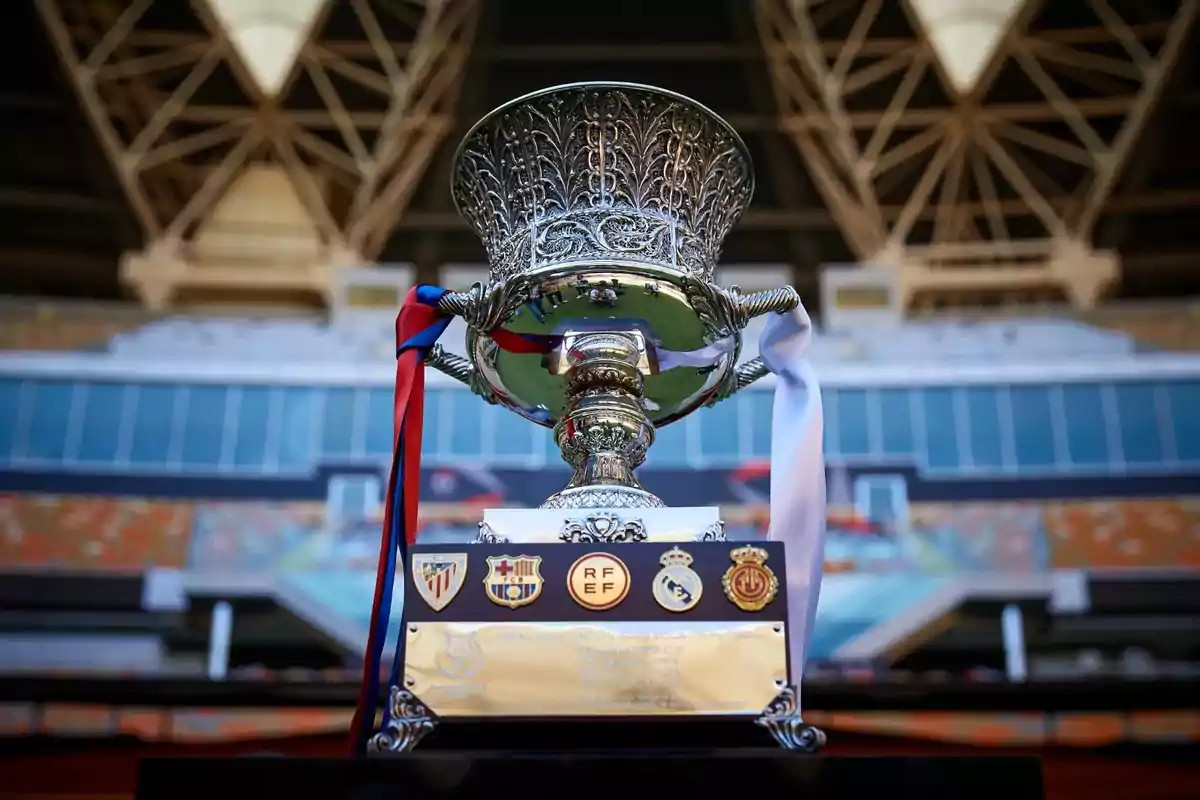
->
[2,294,1181,365]
[0,299,152,353]
[0,494,193,570]
[1043,499,1200,569]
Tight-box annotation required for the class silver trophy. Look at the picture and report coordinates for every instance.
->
[376,83,820,754]
[425,82,798,509]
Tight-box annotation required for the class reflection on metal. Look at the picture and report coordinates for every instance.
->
[403,621,788,717]
[439,83,800,509]
[754,0,1197,308]
[756,685,827,752]
[368,687,436,754]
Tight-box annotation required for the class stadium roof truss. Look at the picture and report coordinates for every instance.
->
[32,0,479,305]
[755,0,1198,307]
[6,0,1200,308]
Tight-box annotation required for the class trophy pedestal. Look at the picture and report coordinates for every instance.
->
[388,541,808,754]
[480,506,725,543]
[137,753,1045,800]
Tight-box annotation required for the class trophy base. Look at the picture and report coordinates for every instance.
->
[137,753,1045,800]
[478,505,725,543]
[369,686,820,755]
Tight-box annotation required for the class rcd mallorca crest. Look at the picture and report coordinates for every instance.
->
[484,555,544,609]
[411,553,468,611]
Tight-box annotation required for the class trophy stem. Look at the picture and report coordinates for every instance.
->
[541,333,665,510]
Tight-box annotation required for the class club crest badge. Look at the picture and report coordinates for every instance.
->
[484,555,544,609]
[567,552,631,611]
[411,552,468,612]
[652,547,703,613]
[722,546,779,612]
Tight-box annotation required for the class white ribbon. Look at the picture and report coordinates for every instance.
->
[758,303,827,706]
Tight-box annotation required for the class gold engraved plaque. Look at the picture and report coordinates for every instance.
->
[403,621,787,717]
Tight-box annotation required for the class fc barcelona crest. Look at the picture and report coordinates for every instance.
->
[411,553,468,612]
[484,555,544,609]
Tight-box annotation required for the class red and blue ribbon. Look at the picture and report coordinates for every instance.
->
[348,286,568,754]
[349,284,452,754]
[491,327,562,354]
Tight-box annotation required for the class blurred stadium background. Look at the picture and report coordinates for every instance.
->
[1,0,1199,796]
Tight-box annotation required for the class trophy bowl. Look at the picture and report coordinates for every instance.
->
[427,83,799,509]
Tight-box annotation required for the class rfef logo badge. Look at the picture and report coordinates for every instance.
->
[722,546,778,611]
[411,553,468,612]
[484,555,544,609]
[567,552,630,611]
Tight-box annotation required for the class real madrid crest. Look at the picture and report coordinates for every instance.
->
[484,555,544,609]
[652,547,703,613]
[410,552,468,611]
[722,546,778,612]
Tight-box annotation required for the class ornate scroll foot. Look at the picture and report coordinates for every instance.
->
[755,685,826,753]
[367,687,436,754]
[475,521,509,544]
[694,520,727,541]
[560,513,647,543]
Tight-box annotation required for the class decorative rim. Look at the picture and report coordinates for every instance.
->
[449,81,755,220]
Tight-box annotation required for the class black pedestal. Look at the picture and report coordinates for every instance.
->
[137,751,1044,800]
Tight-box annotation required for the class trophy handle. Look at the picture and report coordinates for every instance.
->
[424,345,499,405]
[435,279,529,331]
[734,286,800,324]
[706,357,770,406]
[684,280,800,338]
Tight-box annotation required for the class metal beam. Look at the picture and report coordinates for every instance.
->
[0,188,117,214]
[1074,0,1199,239]
[731,0,822,270]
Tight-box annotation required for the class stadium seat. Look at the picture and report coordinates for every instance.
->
[1043,499,1200,569]
[0,494,193,570]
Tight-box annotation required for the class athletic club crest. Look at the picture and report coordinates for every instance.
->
[484,555,544,609]
[410,553,468,612]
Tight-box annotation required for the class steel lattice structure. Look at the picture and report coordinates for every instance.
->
[756,0,1198,307]
[32,0,479,305]
[4,0,1198,308]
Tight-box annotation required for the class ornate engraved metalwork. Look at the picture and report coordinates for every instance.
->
[541,486,665,510]
[694,520,727,542]
[474,521,508,544]
[435,276,530,331]
[755,686,826,753]
[560,513,648,543]
[452,83,754,283]
[368,687,436,754]
[543,331,660,508]
[440,83,802,509]
[682,279,798,340]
